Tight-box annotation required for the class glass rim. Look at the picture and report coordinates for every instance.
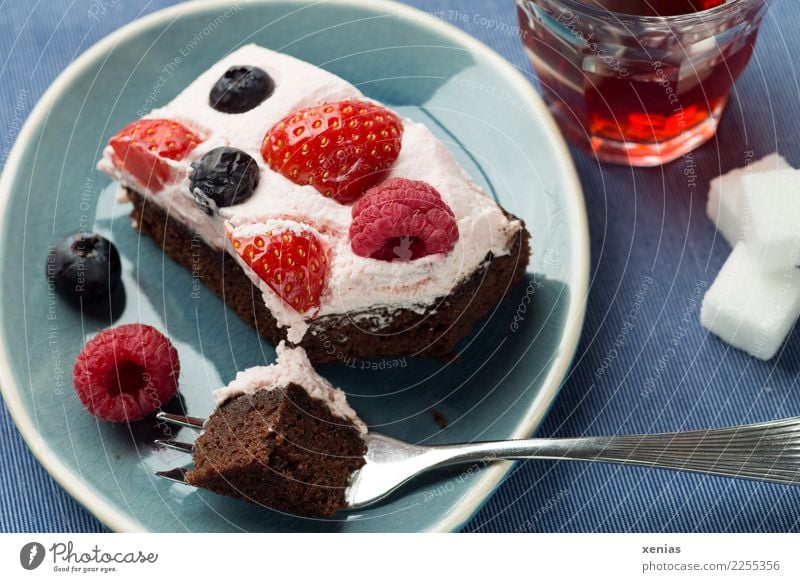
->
[523,0,766,24]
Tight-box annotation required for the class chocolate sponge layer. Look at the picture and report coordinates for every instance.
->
[187,385,366,517]
[128,188,530,364]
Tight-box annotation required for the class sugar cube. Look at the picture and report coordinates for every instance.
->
[706,153,790,246]
[700,244,800,360]
[739,167,800,272]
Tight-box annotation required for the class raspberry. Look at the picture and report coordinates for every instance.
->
[228,226,328,314]
[261,99,403,203]
[349,178,459,261]
[73,324,180,422]
[109,119,201,191]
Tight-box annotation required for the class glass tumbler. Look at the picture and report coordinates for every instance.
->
[516,0,770,166]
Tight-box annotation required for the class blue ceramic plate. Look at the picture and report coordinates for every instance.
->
[0,0,588,532]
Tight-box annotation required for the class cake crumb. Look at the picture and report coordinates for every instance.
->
[432,408,447,429]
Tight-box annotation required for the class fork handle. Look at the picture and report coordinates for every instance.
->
[430,417,800,485]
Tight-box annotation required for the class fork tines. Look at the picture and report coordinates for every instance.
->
[155,439,195,454]
[155,412,207,485]
[156,411,206,430]
[155,412,204,455]
[155,467,191,484]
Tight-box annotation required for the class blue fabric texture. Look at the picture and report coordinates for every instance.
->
[1,0,799,533]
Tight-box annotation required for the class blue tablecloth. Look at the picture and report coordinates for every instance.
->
[2,0,799,533]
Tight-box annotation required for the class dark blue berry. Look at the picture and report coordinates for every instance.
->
[209,66,275,114]
[189,147,259,214]
[47,233,122,305]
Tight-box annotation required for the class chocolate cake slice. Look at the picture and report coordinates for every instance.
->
[186,343,366,516]
[99,45,531,363]
[129,187,529,364]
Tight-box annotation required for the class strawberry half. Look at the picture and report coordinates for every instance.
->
[228,226,328,315]
[261,100,403,204]
[109,119,201,191]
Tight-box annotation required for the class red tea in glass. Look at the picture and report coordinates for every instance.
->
[517,0,770,165]
[590,1,726,17]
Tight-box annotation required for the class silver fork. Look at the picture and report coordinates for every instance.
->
[154,412,800,511]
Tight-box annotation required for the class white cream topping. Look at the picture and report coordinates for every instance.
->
[213,342,366,434]
[97,44,523,339]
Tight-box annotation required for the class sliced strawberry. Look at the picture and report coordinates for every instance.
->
[261,100,403,204]
[228,226,328,315]
[109,119,201,191]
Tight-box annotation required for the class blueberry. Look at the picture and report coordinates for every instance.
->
[47,233,122,305]
[189,147,260,214]
[209,66,275,114]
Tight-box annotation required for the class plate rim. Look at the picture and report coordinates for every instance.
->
[0,0,589,533]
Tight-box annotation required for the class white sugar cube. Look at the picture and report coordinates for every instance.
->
[707,153,790,246]
[701,244,800,360]
[740,168,800,271]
